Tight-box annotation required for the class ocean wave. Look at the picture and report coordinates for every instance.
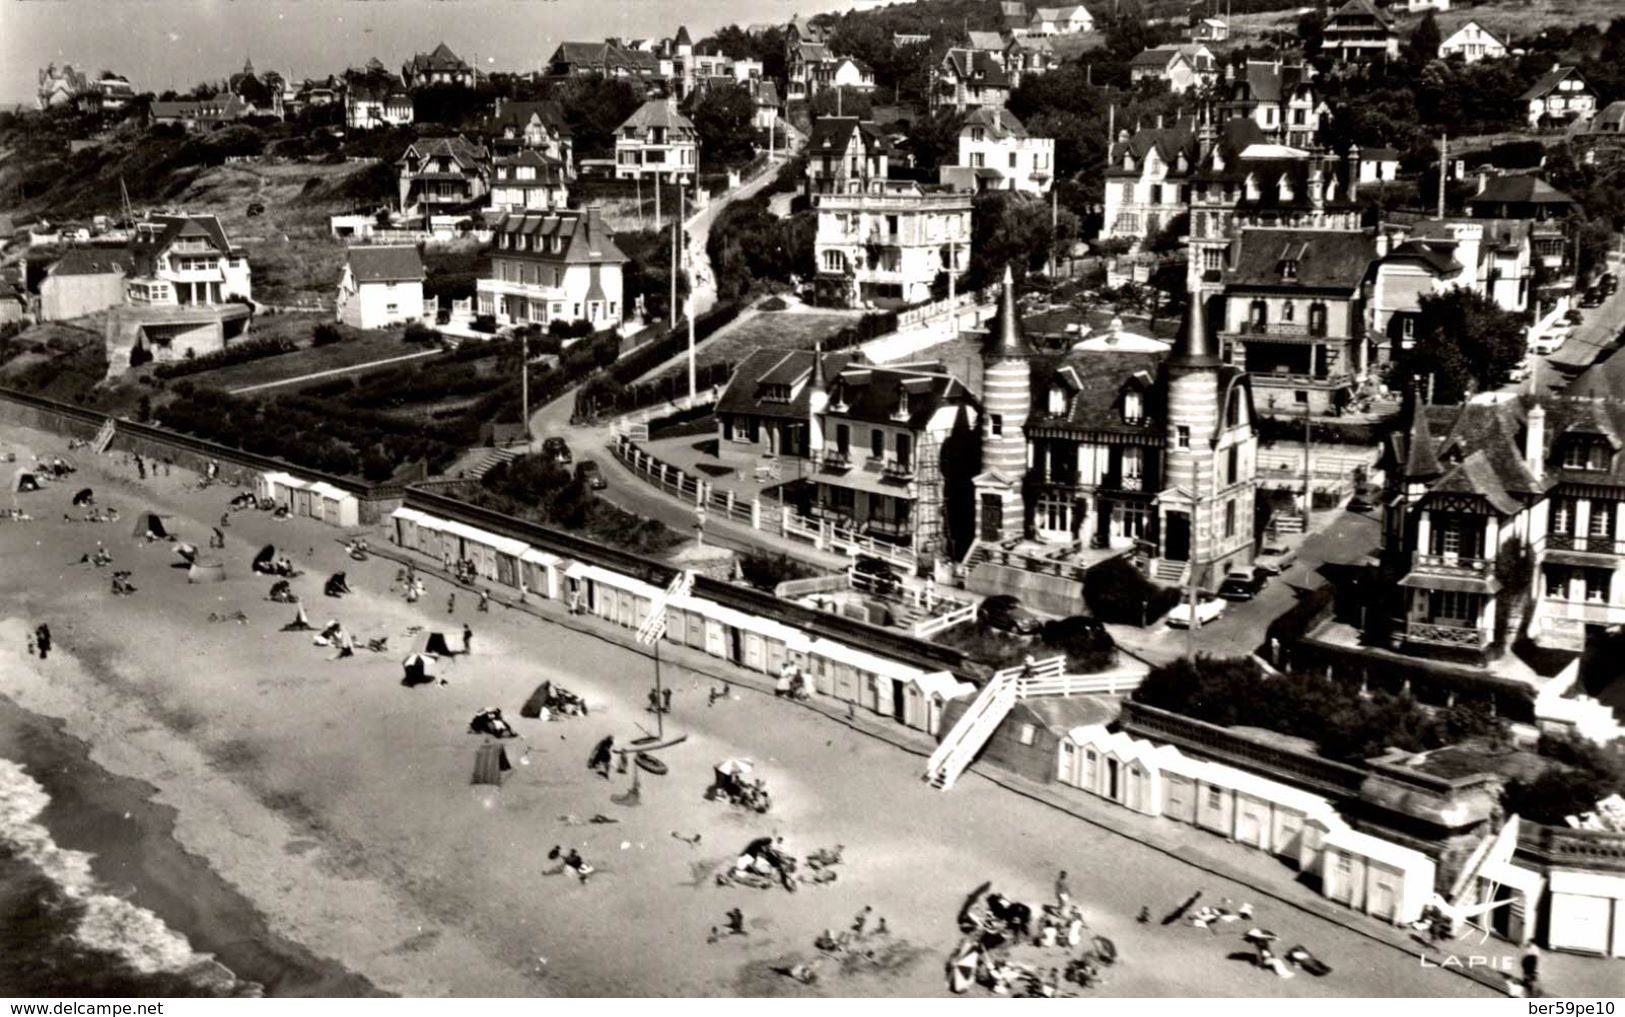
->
[0,756,254,995]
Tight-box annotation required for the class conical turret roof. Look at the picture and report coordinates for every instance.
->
[1403,388,1442,480]
[987,264,1033,358]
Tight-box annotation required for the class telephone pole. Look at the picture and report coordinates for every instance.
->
[1303,401,1313,532]
[1438,132,1448,219]
[520,330,531,445]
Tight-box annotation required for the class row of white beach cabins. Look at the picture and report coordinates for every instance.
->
[258,473,1625,959]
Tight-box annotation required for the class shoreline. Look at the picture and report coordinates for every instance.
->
[0,691,382,998]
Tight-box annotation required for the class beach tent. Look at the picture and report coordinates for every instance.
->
[472,743,512,786]
[401,652,436,687]
[71,487,93,506]
[413,631,455,657]
[324,572,351,597]
[131,511,168,539]
[173,542,199,565]
[253,544,276,570]
[521,681,551,718]
[12,469,40,493]
[187,559,226,583]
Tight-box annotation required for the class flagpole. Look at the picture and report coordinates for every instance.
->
[654,637,664,739]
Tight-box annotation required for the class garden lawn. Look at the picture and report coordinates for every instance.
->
[181,324,438,393]
[641,310,859,386]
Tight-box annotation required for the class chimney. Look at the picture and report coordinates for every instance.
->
[1526,404,1546,481]
[811,340,826,390]
[1157,114,1164,129]
[1308,155,1325,211]
[1477,172,1489,195]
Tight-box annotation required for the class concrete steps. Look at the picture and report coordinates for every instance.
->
[462,446,523,481]
[1153,558,1187,584]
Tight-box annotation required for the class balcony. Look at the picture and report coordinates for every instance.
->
[1539,597,1625,627]
[1250,371,1344,388]
[881,459,914,481]
[1102,473,1145,493]
[1405,621,1492,649]
[818,450,852,472]
[1413,552,1492,578]
[864,518,914,541]
[1227,321,1329,339]
[1544,532,1625,556]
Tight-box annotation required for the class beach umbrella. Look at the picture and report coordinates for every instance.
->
[71,487,93,506]
[253,544,276,568]
[1244,928,1278,944]
[948,943,980,994]
[173,542,199,564]
[402,651,438,667]
[715,758,753,777]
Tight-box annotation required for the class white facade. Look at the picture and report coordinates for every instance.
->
[1527,69,1596,128]
[954,114,1055,194]
[831,58,877,92]
[1438,21,1506,63]
[1029,5,1093,35]
[336,266,428,332]
[815,184,972,306]
[1546,870,1625,958]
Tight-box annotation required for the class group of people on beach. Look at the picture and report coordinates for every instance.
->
[26,623,52,660]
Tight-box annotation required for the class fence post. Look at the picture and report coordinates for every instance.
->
[751,498,762,530]
[780,505,791,536]
[695,481,706,508]
[726,490,736,518]
[816,519,830,552]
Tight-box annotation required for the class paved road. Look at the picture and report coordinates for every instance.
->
[1517,253,1625,397]
[1111,508,1384,665]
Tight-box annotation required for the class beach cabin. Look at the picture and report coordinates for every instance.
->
[1546,869,1625,957]
[674,595,802,674]
[1319,827,1436,925]
[391,506,427,549]
[806,638,930,722]
[1193,764,1238,839]
[903,672,974,736]
[1058,726,1175,815]
[305,481,359,528]
[449,522,528,587]
[1159,750,1205,825]
[260,471,307,510]
[1225,769,1339,862]
[1474,859,1544,947]
[565,562,659,629]
[520,548,566,599]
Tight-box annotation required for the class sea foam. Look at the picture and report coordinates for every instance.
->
[0,756,250,993]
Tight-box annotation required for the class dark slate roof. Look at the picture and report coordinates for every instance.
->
[809,116,890,155]
[942,49,1011,89]
[1411,400,1545,502]
[49,247,134,277]
[1330,0,1394,26]
[1466,174,1575,207]
[399,135,489,168]
[1520,66,1587,102]
[1385,239,1463,276]
[347,245,423,283]
[715,348,856,421]
[826,365,972,428]
[962,106,1030,140]
[132,214,235,258]
[1106,119,1196,179]
[494,150,568,181]
[492,209,628,266]
[620,99,697,135]
[1131,48,1183,68]
[492,100,570,137]
[1029,349,1166,437]
[1225,229,1376,291]
[408,42,468,73]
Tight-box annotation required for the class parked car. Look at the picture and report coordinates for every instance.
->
[1039,615,1116,659]
[1166,596,1226,629]
[1580,289,1603,310]
[1508,359,1531,383]
[576,460,606,490]
[1532,329,1570,356]
[851,555,902,595]
[1217,568,1269,602]
[1347,482,1384,513]
[1602,272,1618,296]
[978,594,1042,635]
[1567,305,1588,322]
[1254,544,1298,576]
[542,436,572,466]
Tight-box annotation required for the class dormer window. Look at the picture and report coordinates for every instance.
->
[761,383,791,404]
[1563,441,1610,471]
[1124,391,1143,423]
[1048,386,1066,415]
[1280,259,1298,280]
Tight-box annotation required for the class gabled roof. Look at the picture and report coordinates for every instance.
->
[1131,48,1185,69]
[619,99,697,135]
[1329,0,1394,26]
[49,247,134,277]
[1520,66,1588,102]
[941,49,1011,88]
[492,100,570,137]
[1442,20,1504,48]
[132,214,236,258]
[408,42,468,73]
[1593,100,1625,132]
[826,364,973,428]
[1030,348,1167,435]
[808,116,890,156]
[716,348,856,421]
[961,106,1031,141]
[1466,174,1575,207]
[346,245,423,284]
[1385,239,1463,277]
[1107,119,1197,178]
[796,42,834,62]
[967,31,1007,51]
[399,135,489,169]
[1431,449,1522,514]
[1226,229,1376,291]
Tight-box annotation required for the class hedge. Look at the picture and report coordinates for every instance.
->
[1256,414,1392,447]
[1083,557,1181,626]
[151,335,299,380]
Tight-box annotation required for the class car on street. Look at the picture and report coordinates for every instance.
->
[542,436,572,467]
[1532,328,1570,355]
[851,555,902,596]
[1508,359,1531,383]
[576,460,606,490]
[1602,272,1618,296]
[1567,305,1588,322]
[978,594,1043,635]
[1254,544,1298,576]
[1217,568,1269,602]
[1347,482,1385,512]
[1166,596,1226,629]
[1580,290,1603,310]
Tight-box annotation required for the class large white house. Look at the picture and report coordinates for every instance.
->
[336,246,429,331]
[814,181,972,308]
[1520,65,1597,129]
[1028,5,1094,35]
[476,207,628,332]
[125,214,252,308]
[1438,21,1507,63]
[614,99,699,182]
[940,107,1054,195]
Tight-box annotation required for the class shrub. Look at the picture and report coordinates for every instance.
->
[1039,616,1117,673]
[738,550,820,591]
[150,334,299,380]
[759,296,788,311]
[128,343,152,368]
[472,314,498,334]
[312,323,343,346]
[1083,557,1180,626]
[403,322,441,344]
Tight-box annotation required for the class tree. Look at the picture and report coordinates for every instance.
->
[1395,288,1527,402]
[966,191,1065,288]
[1297,11,1326,56]
[686,83,758,169]
[1406,12,1442,68]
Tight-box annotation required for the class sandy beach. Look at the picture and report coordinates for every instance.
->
[0,421,1514,997]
